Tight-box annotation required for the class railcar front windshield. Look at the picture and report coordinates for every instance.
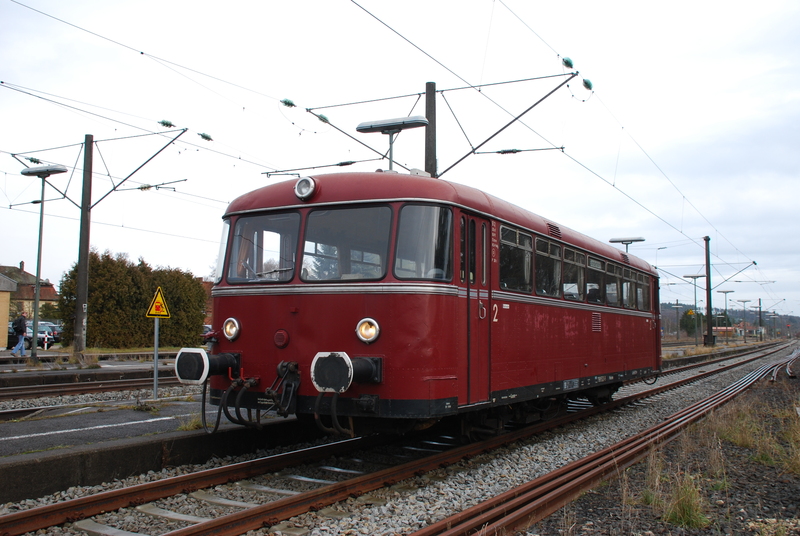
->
[227,212,301,282]
[224,203,454,284]
[301,205,392,281]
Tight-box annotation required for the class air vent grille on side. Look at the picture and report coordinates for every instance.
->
[621,253,630,264]
[592,312,602,332]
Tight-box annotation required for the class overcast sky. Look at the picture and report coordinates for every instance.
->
[1,0,798,318]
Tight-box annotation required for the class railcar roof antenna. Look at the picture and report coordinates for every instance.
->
[356,115,428,171]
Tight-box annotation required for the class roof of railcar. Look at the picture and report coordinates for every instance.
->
[226,171,656,275]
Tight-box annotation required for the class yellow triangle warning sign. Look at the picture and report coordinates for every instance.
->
[146,287,171,318]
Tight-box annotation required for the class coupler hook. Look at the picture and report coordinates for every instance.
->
[264,361,300,417]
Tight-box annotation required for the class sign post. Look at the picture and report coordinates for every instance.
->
[146,287,170,399]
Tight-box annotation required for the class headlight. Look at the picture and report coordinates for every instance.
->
[222,317,240,341]
[355,318,380,344]
[294,177,316,201]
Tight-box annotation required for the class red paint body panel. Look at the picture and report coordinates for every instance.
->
[209,289,463,403]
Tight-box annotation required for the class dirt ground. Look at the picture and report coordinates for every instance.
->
[531,374,800,535]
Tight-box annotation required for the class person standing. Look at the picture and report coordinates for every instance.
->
[11,311,27,358]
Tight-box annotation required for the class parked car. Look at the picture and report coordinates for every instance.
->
[38,321,61,343]
[6,323,51,350]
[37,326,54,348]
[201,324,215,348]
[5,323,14,349]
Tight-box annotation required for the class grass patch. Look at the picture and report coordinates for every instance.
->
[67,353,100,369]
[706,385,800,475]
[176,413,203,431]
[24,358,45,369]
[572,377,798,534]
[557,503,577,535]
[119,398,161,414]
[710,476,729,491]
[134,403,160,414]
[661,470,711,528]
[640,447,665,507]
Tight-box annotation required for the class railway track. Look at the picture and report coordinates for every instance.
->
[0,376,181,403]
[0,342,762,415]
[0,343,794,536]
[415,348,799,535]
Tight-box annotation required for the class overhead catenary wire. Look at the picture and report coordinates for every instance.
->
[438,72,578,177]
[0,83,281,173]
[6,0,783,306]
[0,203,219,245]
[1,0,777,271]
[0,149,230,210]
[6,3,571,182]
[478,0,497,87]
[493,1,766,281]
[9,0,283,105]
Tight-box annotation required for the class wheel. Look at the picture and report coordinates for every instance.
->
[25,339,32,350]
[587,394,613,407]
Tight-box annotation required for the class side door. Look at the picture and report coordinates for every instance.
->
[460,212,491,404]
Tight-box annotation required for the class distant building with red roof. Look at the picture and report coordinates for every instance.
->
[0,261,60,318]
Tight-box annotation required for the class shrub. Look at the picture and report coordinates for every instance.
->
[59,249,206,349]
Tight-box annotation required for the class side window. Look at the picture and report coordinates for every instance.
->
[622,269,637,309]
[394,205,453,281]
[587,257,604,304]
[562,249,585,301]
[605,264,621,306]
[499,226,532,293]
[481,223,487,286]
[638,274,651,311]
[214,220,230,284]
[535,238,562,297]
[460,217,466,282]
[469,219,476,284]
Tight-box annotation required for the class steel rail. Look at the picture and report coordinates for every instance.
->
[412,356,797,535]
[659,342,785,375]
[0,435,387,536]
[158,346,789,536]
[0,377,181,402]
[771,349,798,381]
[0,345,788,536]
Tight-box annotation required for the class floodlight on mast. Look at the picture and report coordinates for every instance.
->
[20,164,68,363]
[356,116,428,171]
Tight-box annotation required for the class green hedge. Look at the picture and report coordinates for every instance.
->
[59,250,206,348]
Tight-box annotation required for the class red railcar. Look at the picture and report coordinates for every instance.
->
[176,171,661,435]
